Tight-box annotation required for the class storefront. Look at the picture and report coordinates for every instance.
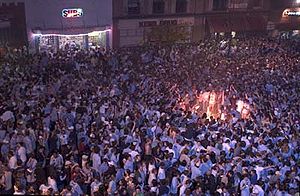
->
[275,8,300,38]
[116,17,195,47]
[32,27,111,52]
[25,0,112,53]
[206,13,268,37]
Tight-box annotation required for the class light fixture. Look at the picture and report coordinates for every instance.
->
[32,29,111,37]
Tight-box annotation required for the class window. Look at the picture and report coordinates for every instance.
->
[213,0,228,10]
[228,0,247,9]
[176,0,187,13]
[153,0,165,14]
[128,0,140,15]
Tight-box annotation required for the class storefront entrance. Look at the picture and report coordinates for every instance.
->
[59,35,84,50]
[34,30,109,53]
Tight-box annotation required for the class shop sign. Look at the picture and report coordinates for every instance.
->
[139,20,177,27]
[284,10,300,16]
[62,8,83,18]
[139,21,157,27]
[283,8,300,17]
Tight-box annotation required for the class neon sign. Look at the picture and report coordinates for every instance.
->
[62,8,83,18]
[284,10,300,17]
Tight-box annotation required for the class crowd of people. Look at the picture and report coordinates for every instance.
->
[0,35,299,196]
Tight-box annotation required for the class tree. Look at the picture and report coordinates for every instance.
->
[146,25,189,44]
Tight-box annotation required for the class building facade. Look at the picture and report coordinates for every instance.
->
[0,0,299,50]
[0,1,27,48]
[268,0,300,37]
[25,0,112,52]
[112,0,274,48]
[113,0,202,48]
[0,0,113,52]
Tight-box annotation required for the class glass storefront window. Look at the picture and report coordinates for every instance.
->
[39,36,57,52]
[34,30,110,52]
[88,31,106,48]
[59,36,84,50]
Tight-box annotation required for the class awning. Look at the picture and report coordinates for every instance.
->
[32,26,111,36]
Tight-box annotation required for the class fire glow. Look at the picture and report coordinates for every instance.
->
[178,91,251,120]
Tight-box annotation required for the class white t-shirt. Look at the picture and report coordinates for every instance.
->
[39,184,50,195]
[179,184,187,196]
[13,190,25,195]
[48,177,58,192]
[59,134,69,145]
[8,156,17,169]
[92,153,101,172]
[148,173,156,186]
[128,150,139,159]
[50,155,64,168]
[91,181,101,194]
[70,181,83,195]
[150,187,158,194]
[252,185,264,196]
[158,167,166,180]
[18,146,27,163]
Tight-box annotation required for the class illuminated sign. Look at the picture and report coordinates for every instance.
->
[284,10,300,16]
[62,8,83,18]
[139,20,178,27]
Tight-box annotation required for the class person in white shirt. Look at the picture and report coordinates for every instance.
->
[170,174,179,195]
[150,179,159,194]
[8,152,17,170]
[90,178,101,196]
[252,184,265,196]
[48,175,58,192]
[16,143,27,163]
[148,168,157,186]
[49,151,64,169]
[26,154,37,172]
[70,180,83,196]
[107,175,117,195]
[191,160,201,180]
[23,133,34,154]
[128,149,139,159]
[157,162,166,182]
[39,183,51,195]
[58,130,69,146]
[91,146,101,173]
[13,184,26,195]
[179,179,190,196]
[240,175,251,196]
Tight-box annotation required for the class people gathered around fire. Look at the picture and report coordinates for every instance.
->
[0,35,299,195]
